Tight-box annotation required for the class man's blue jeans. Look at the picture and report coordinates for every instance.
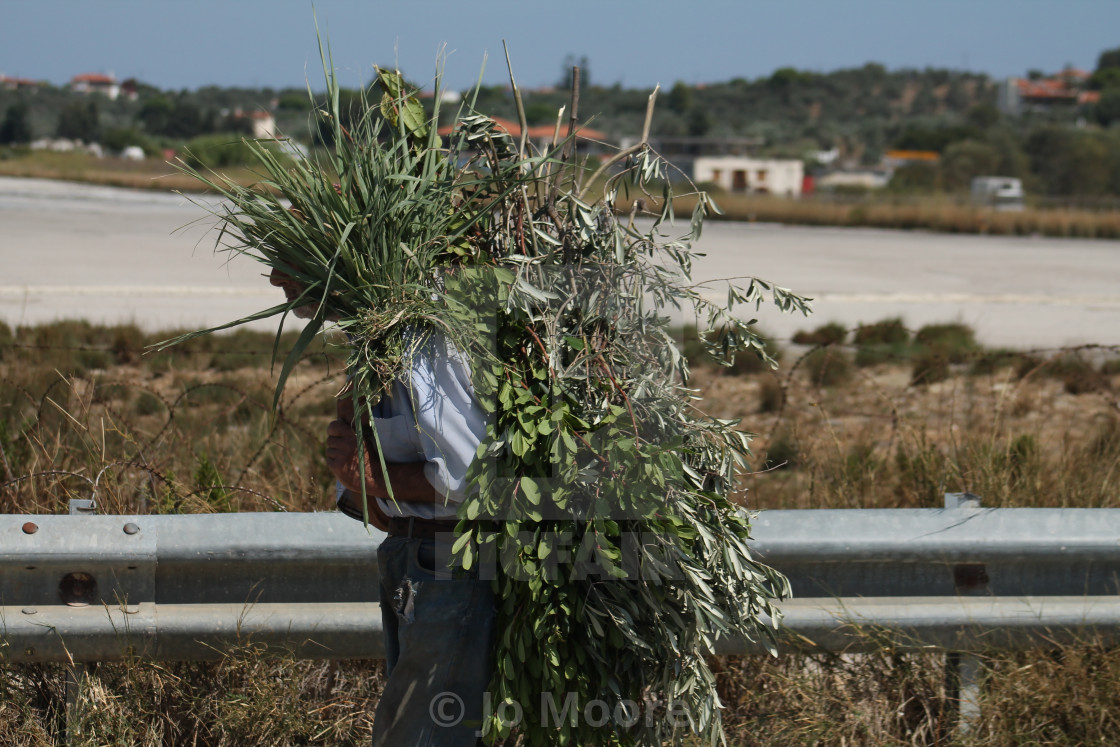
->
[372,535,496,747]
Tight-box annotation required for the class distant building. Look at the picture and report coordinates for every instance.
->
[418,89,462,104]
[996,68,1099,115]
[883,150,940,167]
[693,156,804,197]
[811,147,840,166]
[971,176,1024,211]
[243,110,277,139]
[119,79,140,102]
[814,170,891,191]
[70,73,120,100]
[0,74,39,91]
[437,116,609,153]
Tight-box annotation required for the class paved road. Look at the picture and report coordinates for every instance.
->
[3,176,1119,349]
[687,221,1120,350]
[0,176,272,333]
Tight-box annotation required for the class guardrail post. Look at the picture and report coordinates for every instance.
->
[944,492,985,739]
[64,498,95,745]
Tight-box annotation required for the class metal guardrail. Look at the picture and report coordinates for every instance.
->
[1,511,385,663]
[4,499,1120,665]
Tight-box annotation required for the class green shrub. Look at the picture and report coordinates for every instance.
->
[1100,358,1120,376]
[277,93,312,111]
[764,430,799,470]
[728,345,780,375]
[133,391,168,417]
[914,322,978,363]
[910,349,951,386]
[15,319,117,374]
[855,342,911,367]
[854,318,910,346]
[1014,354,1044,380]
[968,349,1018,376]
[673,324,780,374]
[853,317,911,367]
[110,324,145,365]
[804,347,853,387]
[757,376,784,413]
[894,440,949,507]
[1007,433,1040,485]
[194,453,232,512]
[839,440,881,496]
[182,133,275,169]
[792,322,847,346]
[0,319,11,361]
[1041,354,1110,395]
[101,127,157,156]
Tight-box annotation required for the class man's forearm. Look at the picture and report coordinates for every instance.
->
[367,461,441,504]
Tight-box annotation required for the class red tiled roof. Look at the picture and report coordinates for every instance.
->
[71,73,116,85]
[0,74,37,86]
[1016,77,1078,100]
[885,150,940,162]
[438,116,607,142]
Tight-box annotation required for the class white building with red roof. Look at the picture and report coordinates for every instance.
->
[0,74,40,91]
[70,73,120,100]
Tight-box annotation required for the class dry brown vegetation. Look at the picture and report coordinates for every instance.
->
[0,152,259,194]
[630,192,1120,240]
[4,154,1120,240]
[2,320,1120,744]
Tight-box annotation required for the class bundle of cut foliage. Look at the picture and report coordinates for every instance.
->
[170,39,810,746]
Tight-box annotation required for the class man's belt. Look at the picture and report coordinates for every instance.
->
[386,516,461,540]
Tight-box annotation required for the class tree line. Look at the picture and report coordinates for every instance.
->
[3,47,1120,199]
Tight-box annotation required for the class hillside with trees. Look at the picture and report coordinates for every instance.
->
[3,46,1120,201]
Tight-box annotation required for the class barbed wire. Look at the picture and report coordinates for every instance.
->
[0,367,346,513]
[2,323,1117,513]
[0,340,347,358]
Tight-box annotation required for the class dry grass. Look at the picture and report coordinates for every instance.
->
[694,356,1120,512]
[1,653,384,747]
[5,151,1120,240]
[0,151,261,193]
[623,192,1120,241]
[3,321,1120,744]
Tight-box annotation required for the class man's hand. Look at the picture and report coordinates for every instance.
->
[327,397,391,530]
[328,395,374,495]
[325,396,440,508]
[325,419,381,496]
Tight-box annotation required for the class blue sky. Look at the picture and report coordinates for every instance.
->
[2,0,1118,92]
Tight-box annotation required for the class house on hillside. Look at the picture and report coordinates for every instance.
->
[883,150,940,168]
[0,74,40,91]
[620,135,766,182]
[814,169,891,191]
[437,116,610,154]
[693,156,804,197]
[996,68,1100,115]
[237,110,277,139]
[70,73,120,100]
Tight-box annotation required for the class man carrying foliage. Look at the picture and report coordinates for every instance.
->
[174,45,806,746]
[273,266,494,745]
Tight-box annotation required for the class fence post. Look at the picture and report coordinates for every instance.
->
[944,492,985,738]
[64,498,95,745]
